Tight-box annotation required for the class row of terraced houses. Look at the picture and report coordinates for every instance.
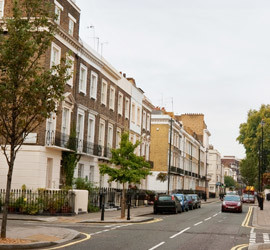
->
[0,0,229,197]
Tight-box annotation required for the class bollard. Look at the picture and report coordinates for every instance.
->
[101,204,105,220]
[127,203,131,220]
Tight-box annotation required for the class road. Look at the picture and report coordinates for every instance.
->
[12,201,264,250]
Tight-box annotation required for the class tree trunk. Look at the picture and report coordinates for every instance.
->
[121,184,126,219]
[1,147,15,238]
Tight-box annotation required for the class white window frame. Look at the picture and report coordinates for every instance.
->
[143,111,146,129]
[90,71,98,100]
[101,79,107,106]
[118,92,123,115]
[131,103,136,123]
[79,64,87,94]
[68,13,76,36]
[61,107,71,136]
[54,0,63,25]
[50,42,61,69]
[125,97,130,119]
[116,128,121,149]
[0,0,5,18]
[137,107,141,127]
[109,86,115,111]
[66,54,74,87]
[87,114,95,144]
[107,123,114,148]
[76,109,85,151]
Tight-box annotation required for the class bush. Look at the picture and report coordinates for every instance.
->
[74,178,94,192]
[88,203,99,213]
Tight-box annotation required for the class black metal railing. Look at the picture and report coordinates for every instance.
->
[0,189,75,215]
[45,130,112,159]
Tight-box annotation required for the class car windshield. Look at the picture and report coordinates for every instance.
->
[224,196,241,201]
[243,194,254,198]
[174,195,183,201]
[158,196,172,201]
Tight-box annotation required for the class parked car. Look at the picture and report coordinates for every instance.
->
[190,194,201,208]
[153,195,182,214]
[172,193,189,212]
[221,195,242,213]
[242,194,255,204]
[186,195,196,210]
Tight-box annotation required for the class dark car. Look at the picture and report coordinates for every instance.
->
[222,195,242,213]
[172,193,189,212]
[154,195,182,214]
[186,195,196,210]
[190,194,201,209]
[242,194,255,204]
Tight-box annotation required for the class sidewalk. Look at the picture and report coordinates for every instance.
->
[0,197,219,249]
[249,200,270,250]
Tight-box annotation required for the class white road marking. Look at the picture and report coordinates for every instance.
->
[148,241,165,250]
[213,213,218,217]
[204,217,211,221]
[194,221,203,226]
[170,227,190,239]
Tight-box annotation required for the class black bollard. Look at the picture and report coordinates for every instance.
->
[127,195,131,220]
[101,194,105,221]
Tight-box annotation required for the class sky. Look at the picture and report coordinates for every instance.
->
[75,0,270,159]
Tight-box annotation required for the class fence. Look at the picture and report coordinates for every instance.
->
[0,189,75,215]
[88,188,157,210]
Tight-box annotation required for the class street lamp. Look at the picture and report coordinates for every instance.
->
[205,149,208,202]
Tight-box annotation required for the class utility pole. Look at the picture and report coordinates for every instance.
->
[205,149,208,202]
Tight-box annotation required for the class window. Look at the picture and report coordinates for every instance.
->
[68,13,76,36]
[76,109,85,151]
[0,0,4,18]
[101,80,107,105]
[109,86,115,110]
[147,114,151,131]
[142,111,146,129]
[79,64,87,94]
[137,107,141,126]
[125,98,130,119]
[107,124,113,148]
[87,114,95,144]
[78,163,84,178]
[66,55,74,87]
[131,103,135,123]
[61,107,70,135]
[118,92,123,115]
[50,43,61,70]
[98,119,105,147]
[89,166,95,182]
[116,128,121,149]
[90,71,98,99]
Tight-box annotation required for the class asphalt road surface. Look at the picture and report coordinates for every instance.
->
[15,201,263,250]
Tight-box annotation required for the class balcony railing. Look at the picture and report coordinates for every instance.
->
[45,130,112,159]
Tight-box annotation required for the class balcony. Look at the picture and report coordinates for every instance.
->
[45,130,112,159]
[170,166,177,173]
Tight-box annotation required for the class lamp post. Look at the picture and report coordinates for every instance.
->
[167,118,173,195]
[205,149,208,202]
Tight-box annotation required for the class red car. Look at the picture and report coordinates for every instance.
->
[222,195,242,213]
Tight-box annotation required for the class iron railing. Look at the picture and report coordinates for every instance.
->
[0,189,75,215]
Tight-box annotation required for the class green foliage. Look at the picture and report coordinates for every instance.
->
[88,204,100,213]
[156,172,168,182]
[237,104,270,173]
[62,127,81,187]
[99,132,152,184]
[224,176,236,188]
[240,157,257,186]
[74,178,94,192]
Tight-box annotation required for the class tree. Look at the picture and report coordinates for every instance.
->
[237,104,270,173]
[0,0,69,238]
[156,172,168,182]
[240,157,257,187]
[224,176,236,188]
[99,132,152,219]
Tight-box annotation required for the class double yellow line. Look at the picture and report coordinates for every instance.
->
[231,206,254,250]
[242,206,253,228]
